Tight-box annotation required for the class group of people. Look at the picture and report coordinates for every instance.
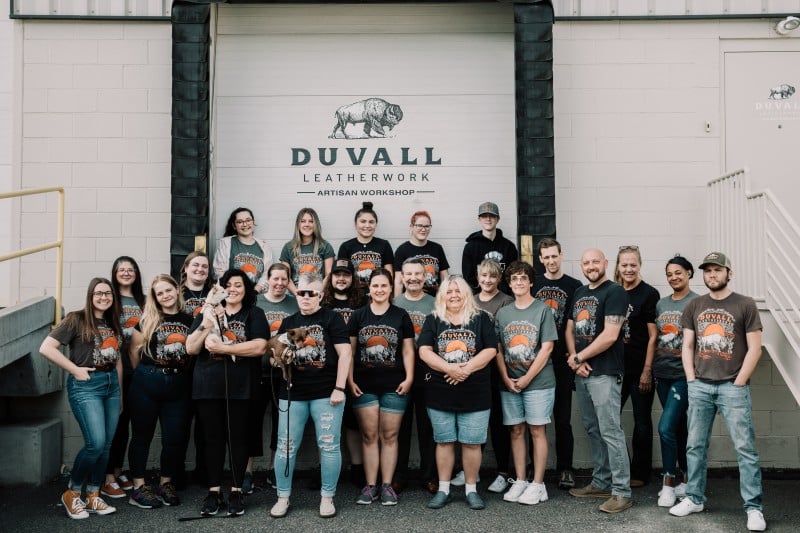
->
[40,200,767,532]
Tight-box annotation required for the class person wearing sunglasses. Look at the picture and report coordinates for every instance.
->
[39,278,124,519]
[393,210,450,297]
[614,245,660,489]
[213,207,274,293]
[270,272,352,519]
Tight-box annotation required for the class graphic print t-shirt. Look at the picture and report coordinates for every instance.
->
[621,281,660,376]
[229,237,266,285]
[119,295,142,341]
[495,299,558,389]
[681,292,762,382]
[191,306,269,400]
[256,294,300,374]
[182,287,210,318]
[534,274,582,356]
[653,291,698,380]
[142,312,193,368]
[337,237,394,287]
[278,307,349,401]
[50,317,122,368]
[570,280,629,376]
[280,241,335,286]
[393,241,450,296]
[418,312,497,412]
[349,304,414,394]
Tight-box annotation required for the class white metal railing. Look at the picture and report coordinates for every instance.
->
[708,168,800,402]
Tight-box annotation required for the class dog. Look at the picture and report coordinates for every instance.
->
[267,327,309,385]
[203,283,234,358]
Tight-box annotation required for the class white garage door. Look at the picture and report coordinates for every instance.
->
[211,3,517,275]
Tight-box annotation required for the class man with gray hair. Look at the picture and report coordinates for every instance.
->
[669,252,766,532]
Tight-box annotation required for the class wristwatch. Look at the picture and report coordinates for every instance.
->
[573,354,581,365]
[198,324,206,332]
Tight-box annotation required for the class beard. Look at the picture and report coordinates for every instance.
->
[705,277,729,292]
[584,268,605,283]
[333,286,350,296]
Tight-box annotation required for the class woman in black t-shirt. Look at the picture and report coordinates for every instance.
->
[39,277,123,519]
[127,274,194,509]
[180,251,213,317]
[337,201,394,290]
[186,269,269,517]
[348,269,415,506]
[418,275,498,511]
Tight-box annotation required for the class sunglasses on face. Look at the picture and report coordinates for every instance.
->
[297,290,320,298]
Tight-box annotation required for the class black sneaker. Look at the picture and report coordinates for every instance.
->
[241,472,254,495]
[156,482,180,506]
[128,485,163,509]
[200,490,224,516]
[227,491,245,516]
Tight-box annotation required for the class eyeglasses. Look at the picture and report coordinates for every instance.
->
[235,218,254,225]
[509,275,530,283]
[619,245,639,251]
[412,224,432,230]
[297,290,320,298]
[117,268,135,274]
[93,291,113,298]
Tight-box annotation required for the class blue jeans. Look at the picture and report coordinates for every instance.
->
[575,374,631,497]
[274,398,344,498]
[685,380,763,511]
[67,371,121,492]
[656,377,688,477]
[127,365,191,479]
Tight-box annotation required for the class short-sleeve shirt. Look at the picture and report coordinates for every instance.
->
[140,312,194,368]
[191,306,269,400]
[182,287,210,319]
[681,292,762,382]
[534,273,582,356]
[337,237,394,287]
[278,307,349,401]
[495,299,558,389]
[230,238,266,286]
[349,304,415,394]
[653,291,698,380]
[476,291,514,320]
[323,300,358,326]
[49,316,122,368]
[393,241,450,296]
[256,294,300,338]
[570,280,629,376]
[418,312,497,412]
[119,295,142,342]
[279,240,335,287]
[394,293,435,343]
[621,281,660,376]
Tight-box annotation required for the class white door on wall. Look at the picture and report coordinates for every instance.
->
[724,50,800,222]
[210,3,516,274]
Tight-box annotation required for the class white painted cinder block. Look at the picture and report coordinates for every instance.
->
[98,40,148,65]
[72,162,123,188]
[123,162,170,187]
[97,88,148,112]
[47,88,97,112]
[74,65,123,89]
[96,188,147,213]
[98,138,148,162]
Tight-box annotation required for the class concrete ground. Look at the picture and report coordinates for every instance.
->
[3,470,797,532]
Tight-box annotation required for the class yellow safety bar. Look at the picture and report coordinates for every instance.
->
[0,187,65,325]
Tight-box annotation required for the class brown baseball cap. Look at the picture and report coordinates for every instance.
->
[478,201,500,217]
[331,259,354,275]
[699,251,732,270]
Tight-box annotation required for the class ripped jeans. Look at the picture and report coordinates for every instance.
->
[274,397,344,498]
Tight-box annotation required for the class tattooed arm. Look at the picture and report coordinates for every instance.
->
[572,314,625,363]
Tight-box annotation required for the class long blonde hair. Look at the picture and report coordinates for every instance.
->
[432,275,480,326]
[139,274,184,356]
[290,208,326,259]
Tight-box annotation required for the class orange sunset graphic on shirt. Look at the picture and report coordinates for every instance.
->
[155,322,190,362]
[94,326,122,366]
[437,329,476,364]
[293,325,327,368]
[572,296,598,350]
[535,286,569,329]
[502,321,540,372]
[358,326,398,366]
[656,310,684,354]
[350,251,382,283]
[696,308,735,360]
[232,252,264,284]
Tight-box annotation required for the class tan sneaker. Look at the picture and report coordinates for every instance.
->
[61,489,89,520]
[599,495,633,513]
[86,491,117,515]
[568,483,612,498]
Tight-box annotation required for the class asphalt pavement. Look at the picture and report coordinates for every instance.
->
[3,470,798,532]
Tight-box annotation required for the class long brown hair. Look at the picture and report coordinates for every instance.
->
[62,277,122,343]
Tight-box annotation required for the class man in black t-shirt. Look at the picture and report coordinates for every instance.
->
[565,248,632,514]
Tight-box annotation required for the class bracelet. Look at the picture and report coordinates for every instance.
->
[334,385,346,392]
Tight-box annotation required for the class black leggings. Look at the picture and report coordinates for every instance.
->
[195,398,250,489]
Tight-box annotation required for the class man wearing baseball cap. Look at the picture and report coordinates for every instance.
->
[669,252,766,532]
[461,201,518,295]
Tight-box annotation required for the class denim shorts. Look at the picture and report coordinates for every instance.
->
[500,386,555,426]
[427,407,490,445]
[351,391,408,414]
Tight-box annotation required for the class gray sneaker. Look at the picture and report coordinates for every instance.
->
[355,484,379,505]
[599,495,633,513]
[380,483,398,506]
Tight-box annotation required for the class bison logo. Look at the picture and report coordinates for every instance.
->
[768,84,796,100]
[330,98,403,139]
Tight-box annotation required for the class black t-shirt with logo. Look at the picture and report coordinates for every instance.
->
[621,281,660,376]
[534,273,582,358]
[278,307,350,401]
[349,304,415,394]
[570,280,629,377]
[337,237,394,288]
[393,240,450,296]
[140,311,194,368]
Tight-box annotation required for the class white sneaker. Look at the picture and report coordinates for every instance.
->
[270,497,290,518]
[669,498,704,517]
[657,485,676,507]
[502,480,528,502]
[746,510,766,531]
[488,475,510,493]
[518,482,548,505]
[450,470,474,486]
[674,482,687,497]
